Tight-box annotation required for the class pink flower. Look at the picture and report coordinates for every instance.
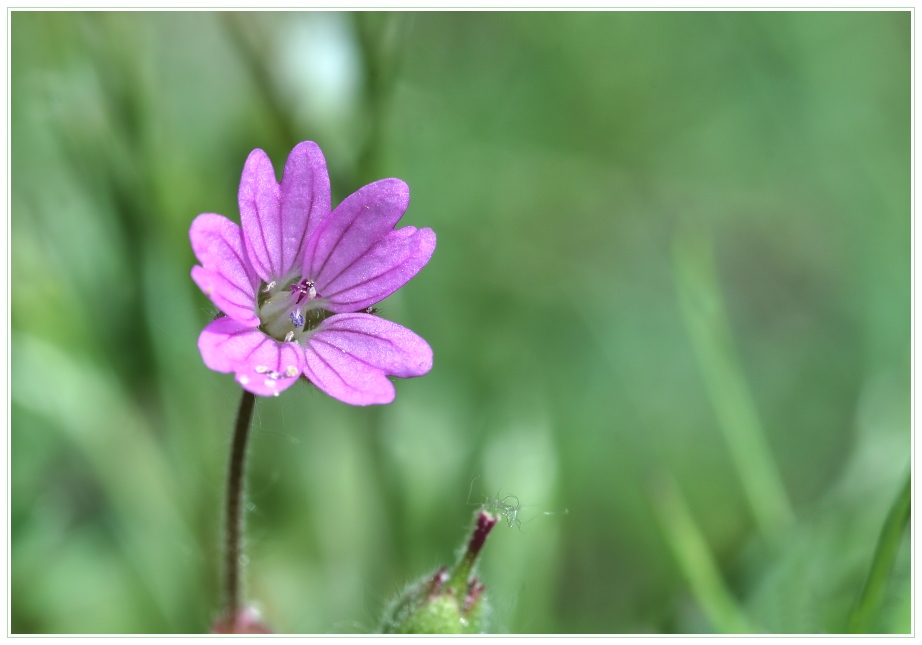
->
[190,142,435,405]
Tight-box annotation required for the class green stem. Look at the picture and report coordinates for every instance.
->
[223,389,257,623]
[847,474,911,633]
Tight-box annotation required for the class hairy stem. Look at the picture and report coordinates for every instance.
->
[224,389,257,622]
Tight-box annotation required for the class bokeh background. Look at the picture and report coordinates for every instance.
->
[11,11,910,634]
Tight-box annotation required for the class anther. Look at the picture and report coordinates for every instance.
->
[290,310,305,328]
[257,368,288,381]
[290,279,319,304]
[262,281,276,293]
[284,331,295,343]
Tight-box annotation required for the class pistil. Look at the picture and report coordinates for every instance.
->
[258,279,325,342]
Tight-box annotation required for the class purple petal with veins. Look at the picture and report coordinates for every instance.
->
[302,314,433,406]
[280,141,331,259]
[302,178,410,286]
[198,317,303,397]
[238,149,283,283]
[321,227,437,313]
[189,213,260,326]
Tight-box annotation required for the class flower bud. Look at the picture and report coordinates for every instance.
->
[380,510,498,634]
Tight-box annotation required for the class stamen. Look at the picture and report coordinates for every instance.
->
[262,281,276,293]
[257,367,293,381]
[260,278,330,342]
[290,279,320,304]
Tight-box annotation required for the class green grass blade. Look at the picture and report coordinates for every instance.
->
[651,474,753,634]
[847,474,911,633]
[673,229,795,542]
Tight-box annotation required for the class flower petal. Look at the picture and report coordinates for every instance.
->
[239,143,333,284]
[198,317,304,397]
[280,141,331,261]
[239,148,283,283]
[190,213,260,326]
[302,313,433,405]
[302,178,410,287]
[322,227,437,313]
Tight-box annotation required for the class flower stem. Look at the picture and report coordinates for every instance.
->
[223,389,257,623]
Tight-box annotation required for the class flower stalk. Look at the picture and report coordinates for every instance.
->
[218,389,257,631]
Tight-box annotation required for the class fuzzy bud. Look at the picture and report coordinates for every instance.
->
[380,510,498,634]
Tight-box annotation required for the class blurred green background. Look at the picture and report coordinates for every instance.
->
[11,11,910,634]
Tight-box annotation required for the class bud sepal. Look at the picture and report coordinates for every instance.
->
[380,510,498,634]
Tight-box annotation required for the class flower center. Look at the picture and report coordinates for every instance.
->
[257,278,331,343]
